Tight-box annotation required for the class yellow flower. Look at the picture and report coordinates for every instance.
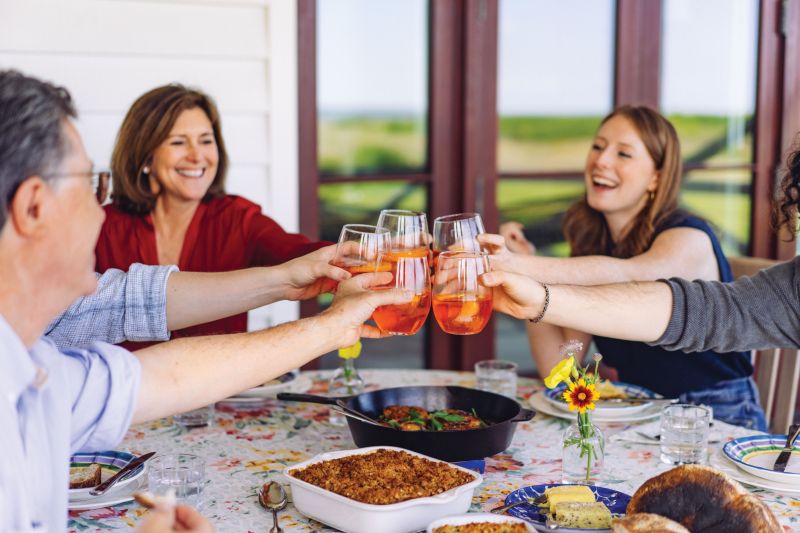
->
[338,340,362,360]
[544,356,575,389]
[562,378,598,413]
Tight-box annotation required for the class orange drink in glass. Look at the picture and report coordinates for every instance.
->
[432,213,484,255]
[372,247,431,336]
[330,224,390,290]
[432,250,493,335]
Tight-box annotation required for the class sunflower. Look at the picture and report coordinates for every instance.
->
[562,378,599,413]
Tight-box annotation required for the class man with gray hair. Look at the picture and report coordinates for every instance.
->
[0,69,410,531]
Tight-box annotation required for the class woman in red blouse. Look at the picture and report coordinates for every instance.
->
[95,85,327,348]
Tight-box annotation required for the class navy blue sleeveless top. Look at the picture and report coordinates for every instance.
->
[594,213,753,397]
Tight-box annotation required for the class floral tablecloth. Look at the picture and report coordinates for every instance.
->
[68,369,800,532]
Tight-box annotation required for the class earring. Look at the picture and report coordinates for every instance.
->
[649,190,655,201]
[142,166,150,175]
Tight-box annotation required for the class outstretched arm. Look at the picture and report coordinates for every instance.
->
[132,272,411,423]
[482,256,800,353]
[479,227,719,285]
[481,270,673,342]
[47,246,347,347]
[165,245,346,330]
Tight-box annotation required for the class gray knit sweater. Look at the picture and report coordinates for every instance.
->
[654,256,800,352]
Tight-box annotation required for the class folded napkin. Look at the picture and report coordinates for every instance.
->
[611,419,726,446]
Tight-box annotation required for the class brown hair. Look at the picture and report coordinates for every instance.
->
[773,145,800,240]
[110,84,228,215]
[562,105,683,258]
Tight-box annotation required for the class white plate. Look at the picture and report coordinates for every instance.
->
[530,390,661,423]
[710,448,800,494]
[427,512,534,532]
[722,434,800,485]
[68,475,147,511]
[543,382,658,417]
[69,450,147,501]
[224,371,311,401]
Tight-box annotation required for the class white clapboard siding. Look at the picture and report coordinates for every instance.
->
[0,0,301,330]
[0,0,269,59]
[0,53,270,113]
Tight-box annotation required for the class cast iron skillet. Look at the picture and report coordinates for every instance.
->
[278,385,535,462]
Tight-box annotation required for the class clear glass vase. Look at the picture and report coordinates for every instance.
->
[328,358,364,426]
[562,414,605,484]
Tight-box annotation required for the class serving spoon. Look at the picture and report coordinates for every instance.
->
[258,481,287,533]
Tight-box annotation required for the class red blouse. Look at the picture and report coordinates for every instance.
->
[95,195,327,349]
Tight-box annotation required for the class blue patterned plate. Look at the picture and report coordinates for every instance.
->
[722,434,800,484]
[543,382,657,417]
[69,450,146,501]
[505,483,631,532]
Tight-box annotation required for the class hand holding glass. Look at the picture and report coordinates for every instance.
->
[330,224,390,276]
[432,212,484,255]
[432,251,493,335]
[377,209,430,254]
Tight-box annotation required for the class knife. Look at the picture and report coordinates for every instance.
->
[89,452,156,496]
[773,423,800,473]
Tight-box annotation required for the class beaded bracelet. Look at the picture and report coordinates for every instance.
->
[528,282,550,323]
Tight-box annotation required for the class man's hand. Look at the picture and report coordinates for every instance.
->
[498,222,536,255]
[320,272,412,347]
[479,270,546,321]
[274,245,350,301]
[135,503,214,533]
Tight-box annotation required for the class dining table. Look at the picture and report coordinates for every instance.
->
[67,369,800,532]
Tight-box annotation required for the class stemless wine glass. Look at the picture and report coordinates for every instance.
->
[432,250,493,335]
[432,213,485,254]
[330,224,391,275]
[376,209,430,253]
[373,210,431,335]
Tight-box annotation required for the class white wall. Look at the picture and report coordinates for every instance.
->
[0,0,300,329]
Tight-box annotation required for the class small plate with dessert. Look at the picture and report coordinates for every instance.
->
[503,483,631,532]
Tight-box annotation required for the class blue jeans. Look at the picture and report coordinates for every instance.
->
[679,377,767,431]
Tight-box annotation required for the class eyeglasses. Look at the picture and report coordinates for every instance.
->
[41,170,111,204]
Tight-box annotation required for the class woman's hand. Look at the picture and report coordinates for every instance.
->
[135,504,214,533]
[499,222,536,255]
[276,245,350,300]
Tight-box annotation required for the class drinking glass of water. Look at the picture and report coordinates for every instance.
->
[474,359,517,399]
[173,405,214,428]
[148,454,206,508]
[659,404,712,465]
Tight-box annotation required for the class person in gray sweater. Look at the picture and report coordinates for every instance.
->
[481,146,800,358]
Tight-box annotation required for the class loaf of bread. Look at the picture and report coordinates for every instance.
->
[69,463,101,489]
[612,513,689,532]
[626,465,781,532]
[552,501,612,529]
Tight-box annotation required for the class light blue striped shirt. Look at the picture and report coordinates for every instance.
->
[1,264,176,530]
[46,263,177,348]
[0,319,140,531]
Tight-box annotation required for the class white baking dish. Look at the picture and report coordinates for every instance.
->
[284,446,483,533]
[427,512,535,532]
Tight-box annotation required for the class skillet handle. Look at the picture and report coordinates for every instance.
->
[277,392,345,405]
[510,408,536,423]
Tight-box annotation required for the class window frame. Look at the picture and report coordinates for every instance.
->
[298,0,798,370]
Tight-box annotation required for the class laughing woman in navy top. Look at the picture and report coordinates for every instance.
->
[482,105,764,430]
